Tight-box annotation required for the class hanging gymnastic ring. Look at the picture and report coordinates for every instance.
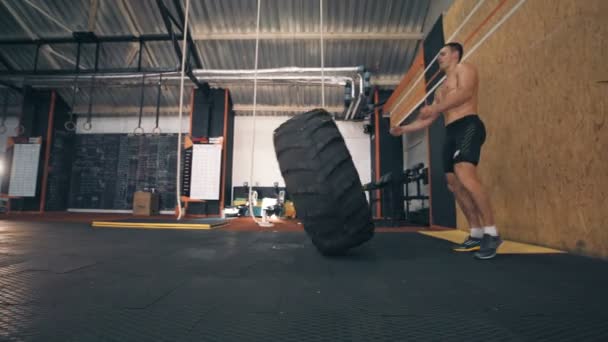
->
[133,127,144,135]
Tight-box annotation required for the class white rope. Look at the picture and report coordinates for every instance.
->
[391,0,486,117]
[397,0,527,125]
[247,0,264,225]
[320,0,325,108]
[176,0,191,220]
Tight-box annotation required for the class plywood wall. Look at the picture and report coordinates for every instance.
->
[387,48,427,127]
[443,0,608,258]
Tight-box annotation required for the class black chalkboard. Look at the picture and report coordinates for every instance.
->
[45,130,75,211]
[68,134,179,211]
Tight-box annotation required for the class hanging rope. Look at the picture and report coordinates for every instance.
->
[153,74,162,134]
[64,75,78,131]
[176,0,192,220]
[83,75,95,131]
[247,0,266,226]
[320,0,325,108]
[134,73,146,135]
[246,0,326,225]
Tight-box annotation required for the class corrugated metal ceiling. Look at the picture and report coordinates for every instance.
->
[0,0,433,117]
[188,0,427,35]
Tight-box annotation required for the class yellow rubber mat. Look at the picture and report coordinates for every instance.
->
[420,230,566,254]
[91,218,228,230]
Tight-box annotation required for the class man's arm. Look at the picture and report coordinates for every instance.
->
[432,63,477,113]
[389,81,444,137]
[419,86,441,120]
[389,110,440,136]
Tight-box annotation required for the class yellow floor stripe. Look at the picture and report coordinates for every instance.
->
[92,221,214,228]
[420,230,566,254]
[91,221,227,230]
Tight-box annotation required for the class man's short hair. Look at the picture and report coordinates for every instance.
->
[444,42,463,62]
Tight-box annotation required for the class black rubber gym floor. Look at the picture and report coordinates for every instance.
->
[1,220,607,341]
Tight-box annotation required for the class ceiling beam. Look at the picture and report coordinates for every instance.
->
[71,104,344,115]
[233,104,343,113]
[0,34,181,45]
[0,32,423,46]
[190,32,424,41]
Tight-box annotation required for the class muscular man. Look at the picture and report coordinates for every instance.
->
[390,42,502,260]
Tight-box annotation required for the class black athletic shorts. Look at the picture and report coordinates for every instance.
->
[443,114,486,173]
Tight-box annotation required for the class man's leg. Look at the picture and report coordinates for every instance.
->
[446,173,482,230]
[453,162,494,227]
[454,162,502,259]
[446,172,483,252]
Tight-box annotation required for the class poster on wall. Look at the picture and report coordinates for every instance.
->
[189,143,222,200]
[8,137,42,197]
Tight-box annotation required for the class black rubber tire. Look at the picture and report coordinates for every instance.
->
[273,109,374,255]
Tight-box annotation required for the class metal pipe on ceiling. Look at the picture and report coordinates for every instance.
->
[192,75,350,85]
[3,75,351,88]
[0,66,363,88]
[197,66,365,75]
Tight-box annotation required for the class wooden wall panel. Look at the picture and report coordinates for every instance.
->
[443,0,608,258]
[387,48,428,127]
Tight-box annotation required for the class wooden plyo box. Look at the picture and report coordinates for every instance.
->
[133,191,159,216]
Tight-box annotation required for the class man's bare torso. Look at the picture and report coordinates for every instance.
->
[435,63,479,125]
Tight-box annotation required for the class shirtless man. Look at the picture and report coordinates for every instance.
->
[390,42,502,260]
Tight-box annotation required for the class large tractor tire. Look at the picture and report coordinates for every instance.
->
[273,109,374,255]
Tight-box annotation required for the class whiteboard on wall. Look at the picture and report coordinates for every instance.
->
[8,143,42,197]
[189,144,222,200]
